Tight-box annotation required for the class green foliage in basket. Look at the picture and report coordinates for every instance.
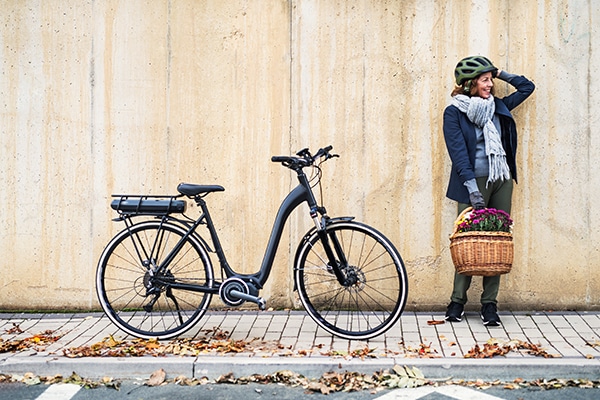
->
[456,208,513,233]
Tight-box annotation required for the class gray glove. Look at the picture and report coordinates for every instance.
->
[469,191,485,209]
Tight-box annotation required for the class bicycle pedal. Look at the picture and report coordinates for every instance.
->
[257,298,266,311]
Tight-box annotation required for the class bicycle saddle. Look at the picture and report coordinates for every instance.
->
[177,183,225,196]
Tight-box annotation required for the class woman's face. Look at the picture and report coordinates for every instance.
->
[474,72,494,98]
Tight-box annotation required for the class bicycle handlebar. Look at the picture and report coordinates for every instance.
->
[271,145,337,169]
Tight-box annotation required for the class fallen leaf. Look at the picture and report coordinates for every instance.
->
[216,372,237,384]
[146,369,166,387]
[5,323,23,335]
[427,320,445,325]
[0,330,62,353]
[464,339,562,359]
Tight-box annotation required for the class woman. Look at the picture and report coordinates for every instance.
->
[443,55,535,326]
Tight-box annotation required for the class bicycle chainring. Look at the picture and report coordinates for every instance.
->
[219,277,249,307]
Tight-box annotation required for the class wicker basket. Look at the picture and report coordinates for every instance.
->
[449,207,513,276]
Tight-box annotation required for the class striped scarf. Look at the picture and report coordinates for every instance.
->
[452,94,510,186]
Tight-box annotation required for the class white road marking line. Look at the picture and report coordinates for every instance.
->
[36,383,81,400]
[374,386,436,399]
[375,385,504,400]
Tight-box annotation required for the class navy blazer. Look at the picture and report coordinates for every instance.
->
[443,74,535,204]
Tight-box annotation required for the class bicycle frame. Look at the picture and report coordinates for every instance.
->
[150,163,333,298]
[207,181,314,286]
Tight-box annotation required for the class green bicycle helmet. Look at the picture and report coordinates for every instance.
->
[454,56,497,85]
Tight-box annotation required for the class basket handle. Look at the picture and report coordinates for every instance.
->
[451,206,473,237]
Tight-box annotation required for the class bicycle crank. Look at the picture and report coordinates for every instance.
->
[219,277,266,310]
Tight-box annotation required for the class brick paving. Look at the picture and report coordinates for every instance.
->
[1,310,599,380]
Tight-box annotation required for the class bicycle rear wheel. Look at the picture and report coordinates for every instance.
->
[96,220,213,339]
[295,220,407,340]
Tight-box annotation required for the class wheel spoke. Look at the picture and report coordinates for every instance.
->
[296,221,407,340]
[96,221,213,339]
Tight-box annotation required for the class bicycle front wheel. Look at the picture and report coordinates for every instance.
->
[295,221,407,340]
[96,220,214,339]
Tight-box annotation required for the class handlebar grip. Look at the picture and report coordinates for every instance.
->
[312,145,334,160]
[273,145,334,164]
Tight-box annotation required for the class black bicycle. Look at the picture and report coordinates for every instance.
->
[96,146,408,340]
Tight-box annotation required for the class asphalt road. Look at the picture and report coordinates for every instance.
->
[2,381,600,400]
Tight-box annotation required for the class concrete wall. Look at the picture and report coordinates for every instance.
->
[1,0,598,311]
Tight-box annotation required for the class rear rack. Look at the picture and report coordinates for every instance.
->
[111,195,187,216]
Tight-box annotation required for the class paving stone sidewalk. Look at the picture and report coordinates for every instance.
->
[0,310,599,381]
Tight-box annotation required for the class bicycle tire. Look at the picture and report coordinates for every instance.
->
[96,220,214,339]
[295,220,407,340]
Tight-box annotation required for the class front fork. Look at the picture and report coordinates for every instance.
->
[310,207,352,287]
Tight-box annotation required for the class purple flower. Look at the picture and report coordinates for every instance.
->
[456,208,513,233]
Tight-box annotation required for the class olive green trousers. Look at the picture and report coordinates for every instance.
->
[450,177,513,305]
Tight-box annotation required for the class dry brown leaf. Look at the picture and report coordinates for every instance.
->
[427,320,445,325]
[5,323,23,335]
[464,339,562,359]
[146,368,166,386]
[216,372,237,384]
[0,330,62,353]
